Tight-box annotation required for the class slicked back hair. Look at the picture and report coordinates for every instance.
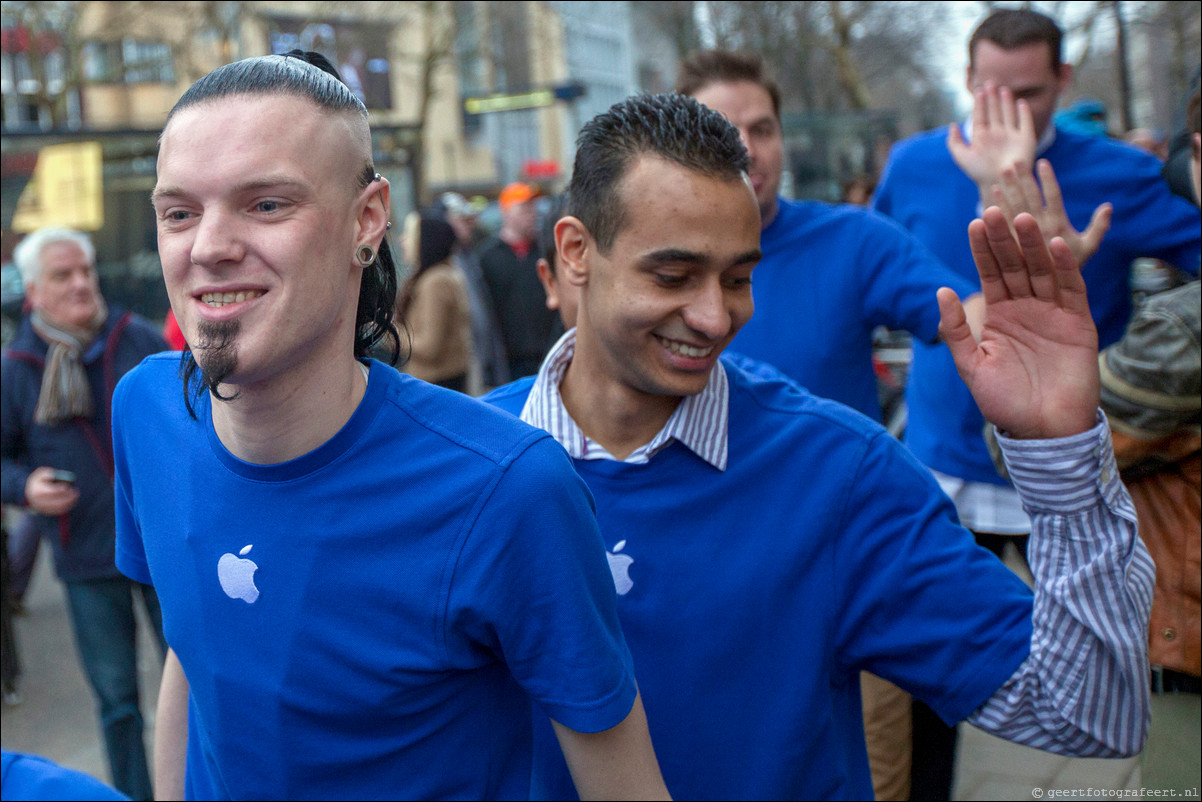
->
[969,8,1064,74]
[567,93,750,254]
[676,49,782,121]
[164,50,399,415]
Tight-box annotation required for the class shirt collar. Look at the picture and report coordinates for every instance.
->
[519,328,729,470]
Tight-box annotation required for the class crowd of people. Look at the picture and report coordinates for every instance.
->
[2,7,1199,801]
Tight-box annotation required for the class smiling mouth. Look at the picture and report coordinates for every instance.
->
[201,290,264,308]
[655,335,715,359]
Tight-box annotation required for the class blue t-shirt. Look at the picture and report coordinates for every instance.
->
[485,357,1033,800]
[730,197,976,420]
[1,751,129,801]
[874,125,1202,484]
[113,357,636,800]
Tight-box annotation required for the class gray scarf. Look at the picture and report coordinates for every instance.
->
[30,300,108,425]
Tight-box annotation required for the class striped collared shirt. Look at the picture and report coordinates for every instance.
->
[520,329,729,470]
[521,335,1151,755]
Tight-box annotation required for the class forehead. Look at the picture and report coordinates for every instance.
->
[610,156,758,252]
[970,41,1058,87]
[690,80,775,126]
[40,241,90,267]
[157,93,364,191]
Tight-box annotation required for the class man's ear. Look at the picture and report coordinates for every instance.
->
[554,216,591,288]
[536,258,560,311]
[356,177,391,249]
[1056,62,1074,94]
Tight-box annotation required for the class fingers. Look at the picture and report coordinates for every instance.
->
[1079,203,1113,265]
[998,85,1016,131]
[985,208,1036,298]
[1048,236,1092,317]
[968,216,1008,304]
[1014,162,1044,216]
[997,162,1042,219]
[948,124,969,164]
[991,184,1017,226]
[986,83,1003,132]
[972,85,989,131]
[1035,160,1065,217]
[1016,98,1035,138]
[937,287,978,381]
[25,471,79,516]
[1011,214,1057,300]
[975,209,1091,316]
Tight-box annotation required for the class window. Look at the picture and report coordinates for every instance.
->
[122,41,173,83]
[454,2,485,139]
[83,39,173,84]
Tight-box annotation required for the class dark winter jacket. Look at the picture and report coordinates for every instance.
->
[1,309,166,581]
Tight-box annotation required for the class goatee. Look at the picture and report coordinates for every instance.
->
[194,319,240,400]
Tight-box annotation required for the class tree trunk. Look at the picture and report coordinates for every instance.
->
[827,1,872,111]
[1113,0,1134,130]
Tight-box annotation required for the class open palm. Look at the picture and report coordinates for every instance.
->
[991,159,1112,268]
[938,209,1099,440]
[948,83,1036,191]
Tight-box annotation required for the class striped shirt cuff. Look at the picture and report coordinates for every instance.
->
[995,411,1127,514]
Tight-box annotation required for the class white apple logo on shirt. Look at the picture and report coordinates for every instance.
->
[607,540,634,596]
[218,544,260,604]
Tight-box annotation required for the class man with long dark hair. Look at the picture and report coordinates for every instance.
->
[113,52,667,800]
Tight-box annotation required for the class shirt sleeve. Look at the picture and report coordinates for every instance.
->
[444,435,637,733]
[968,416,1153,757]
[832,428,1035,722]
[1113,155,1201,276]
[855,209,977,344]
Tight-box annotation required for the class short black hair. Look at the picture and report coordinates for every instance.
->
[676,49,782,121]
[166,51,399,415]
[568,93,749,253]
[969,8,1064,74]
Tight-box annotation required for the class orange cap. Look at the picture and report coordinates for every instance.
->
[498,182,539,211]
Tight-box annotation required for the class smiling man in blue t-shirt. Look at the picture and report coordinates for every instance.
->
[113,52,669,801]
[485,92,1153,801]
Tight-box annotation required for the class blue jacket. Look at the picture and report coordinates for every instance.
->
[1,309,166,581]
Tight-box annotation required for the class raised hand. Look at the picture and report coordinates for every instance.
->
[991,158,1112,267]
[937,208,1099,440]
[948,82,1037,195]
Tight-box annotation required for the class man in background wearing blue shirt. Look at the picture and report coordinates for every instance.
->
[873,13,1200,792]
[677,49,983,426]
[874,7,1200,555]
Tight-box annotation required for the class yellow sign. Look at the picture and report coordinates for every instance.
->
[464,89,556,114]
[11,142,104,232]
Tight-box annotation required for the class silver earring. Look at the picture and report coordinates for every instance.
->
[385,221,392,231]
[356,245,376,267]
[373,172,382,182]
